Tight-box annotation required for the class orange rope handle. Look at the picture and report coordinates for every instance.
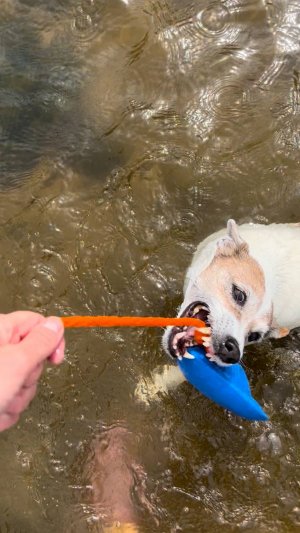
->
[61,316,206,329]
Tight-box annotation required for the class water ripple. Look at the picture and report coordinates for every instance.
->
[1,1,300,532]
[258,2,300,89]
[70,2,102,43]
[197,3,230,36]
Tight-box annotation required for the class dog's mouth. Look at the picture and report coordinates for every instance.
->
[168,301,211,360]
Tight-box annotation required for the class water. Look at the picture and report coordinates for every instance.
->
[0,0,300,531]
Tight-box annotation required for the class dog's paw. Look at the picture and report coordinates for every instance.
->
[134,365,186,406]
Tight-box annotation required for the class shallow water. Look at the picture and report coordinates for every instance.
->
[0,0,300,531]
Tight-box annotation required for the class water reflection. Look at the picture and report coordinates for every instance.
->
[0,0,300,531]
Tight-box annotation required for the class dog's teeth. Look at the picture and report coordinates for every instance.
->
[201,335,211,342]
[198,327,211,334]
[192,304,207,314]
[192,305,203,316]
[183,352,195,359]
[203,341,211,347]
[174,331,186,340]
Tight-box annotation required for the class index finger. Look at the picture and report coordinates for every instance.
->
[0,311,45,346]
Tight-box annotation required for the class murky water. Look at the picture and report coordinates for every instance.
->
[0,0,300,531]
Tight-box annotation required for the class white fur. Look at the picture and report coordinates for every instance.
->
[186,222,300,330]
[136,221,300,404]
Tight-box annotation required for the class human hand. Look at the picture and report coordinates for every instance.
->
[0,312,65,431]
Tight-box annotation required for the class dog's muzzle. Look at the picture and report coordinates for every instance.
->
[167,301,211,359]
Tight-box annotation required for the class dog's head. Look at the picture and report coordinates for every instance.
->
[163,220,273,366]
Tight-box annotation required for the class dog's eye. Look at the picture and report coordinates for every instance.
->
[247,332,261,343]
[232,285,247,306]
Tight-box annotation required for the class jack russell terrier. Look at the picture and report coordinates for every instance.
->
[136,220,300,403]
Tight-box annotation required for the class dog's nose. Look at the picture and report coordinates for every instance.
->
[218,337,240,364]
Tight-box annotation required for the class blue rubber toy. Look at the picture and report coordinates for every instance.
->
[178,345,268,421]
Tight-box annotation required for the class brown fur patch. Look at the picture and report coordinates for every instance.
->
[200,253,265,320]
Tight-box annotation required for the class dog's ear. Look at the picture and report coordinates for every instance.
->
[215,219,249,257]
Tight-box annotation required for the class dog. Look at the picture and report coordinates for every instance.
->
[136,219,300,403]
[163,219,300,367]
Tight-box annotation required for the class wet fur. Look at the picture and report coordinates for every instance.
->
[164,220,300,365]
[136,220,300,404]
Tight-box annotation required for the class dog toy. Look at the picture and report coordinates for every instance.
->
[178,345,268,421]
[61,315,268,421]
[61,316,206,329]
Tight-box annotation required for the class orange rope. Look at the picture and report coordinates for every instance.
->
[194,329,204,344]
[61,315,206,330]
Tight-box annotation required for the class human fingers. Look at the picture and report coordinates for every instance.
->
[17,317,64,372]
[48,337,65,365]
[0,413,19,432]
[5,384,37,416]
[23,362,44,388]
[0,311,44,346]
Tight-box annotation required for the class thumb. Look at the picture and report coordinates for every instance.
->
[18,317,64,370]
